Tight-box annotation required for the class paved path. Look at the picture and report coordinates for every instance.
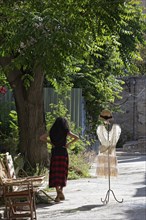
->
[36,154,146,220]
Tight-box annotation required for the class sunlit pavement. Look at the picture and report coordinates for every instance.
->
[36,154,146,220]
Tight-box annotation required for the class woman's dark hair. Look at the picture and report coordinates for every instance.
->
[49,117,70,147]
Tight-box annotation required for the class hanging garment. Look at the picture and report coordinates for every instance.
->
[96,124,121,177]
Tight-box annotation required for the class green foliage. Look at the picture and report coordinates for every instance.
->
[1,0,145,79]
[21,74,34,90]
[68,152,91,179]
[0,103,13,134]
[70,0,146,131]
[135,41,146,74]
[0,110,19,156]
[0,68,7,86]
[45,100,70,130]
[9,110,18,131]
[0,102,17,154]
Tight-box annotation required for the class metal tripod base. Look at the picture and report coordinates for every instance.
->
[101,189,123,204]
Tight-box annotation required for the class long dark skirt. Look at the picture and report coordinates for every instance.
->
[49,146,69,188]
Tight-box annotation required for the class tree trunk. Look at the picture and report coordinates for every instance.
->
[0,57,50,169]
[15,70,49,168]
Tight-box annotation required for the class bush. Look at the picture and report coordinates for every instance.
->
[68,152,91,179]
[0,109,19,155]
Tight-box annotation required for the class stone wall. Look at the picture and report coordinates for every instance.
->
[113,76,146,153]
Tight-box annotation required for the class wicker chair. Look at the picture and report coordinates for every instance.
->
[0,157,36,219]
[0,153,47,220]
[3,153,54,202]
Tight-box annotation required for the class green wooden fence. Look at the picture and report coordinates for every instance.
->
[0,88,83,128]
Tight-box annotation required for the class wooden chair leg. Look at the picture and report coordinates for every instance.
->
[3,183,37,220]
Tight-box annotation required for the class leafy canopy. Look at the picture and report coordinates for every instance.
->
[0,0,145,130]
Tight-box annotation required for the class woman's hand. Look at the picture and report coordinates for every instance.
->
[40,133,48,142]
[66,131,79,148]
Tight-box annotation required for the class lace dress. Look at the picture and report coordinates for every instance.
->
[96,124,121,177]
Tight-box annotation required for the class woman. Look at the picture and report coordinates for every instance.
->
[40,117,79,202]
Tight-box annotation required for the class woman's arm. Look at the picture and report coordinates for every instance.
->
[66,131,79,148]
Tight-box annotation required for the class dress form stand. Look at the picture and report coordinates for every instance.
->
[101,123,123,204]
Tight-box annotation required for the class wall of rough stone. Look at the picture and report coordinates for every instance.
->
[113,76,146,152]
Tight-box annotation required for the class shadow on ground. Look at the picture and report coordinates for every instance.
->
[125,206,146,220]
[118,155,146,164]
[62,204,104,213]
[124,172,146,220]
[134,172,146,198]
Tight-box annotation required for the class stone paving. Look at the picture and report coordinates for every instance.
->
[36,154,146,220]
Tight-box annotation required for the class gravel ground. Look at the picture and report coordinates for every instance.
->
[36,154,146,220]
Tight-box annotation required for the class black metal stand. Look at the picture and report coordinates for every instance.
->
[101,124,123,204]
